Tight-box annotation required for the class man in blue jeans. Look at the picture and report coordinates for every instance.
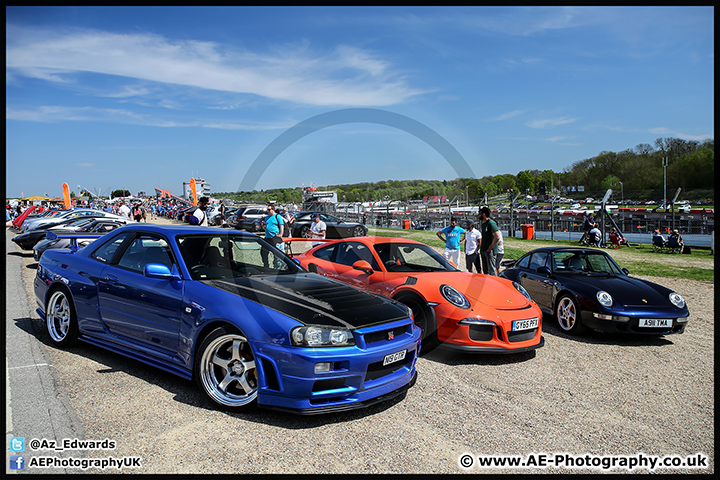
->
[261,204,285,268]
[436,218,465,267]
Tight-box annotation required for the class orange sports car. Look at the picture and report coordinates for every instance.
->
[294,236,544,354]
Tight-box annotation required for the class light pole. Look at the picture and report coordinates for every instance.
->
[618,181,623,207]
[662,156,668,207]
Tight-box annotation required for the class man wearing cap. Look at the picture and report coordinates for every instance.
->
[309,213,327,247]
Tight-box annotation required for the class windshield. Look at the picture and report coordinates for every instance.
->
[552,251,623,274]
[374,242,458,273]
[177,233,303,280]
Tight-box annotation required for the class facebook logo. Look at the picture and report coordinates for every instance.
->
[10,455,25,470]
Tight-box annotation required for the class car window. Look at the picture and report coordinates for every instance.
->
[528,252,549,271]
[374,242,454,272]
[116,235,174,273]
[516,254,531,269]
[320,214,340,223]
[333,242,380,270]
[177,234,302,280]
[313,244,337,262]
[90,232,133,264]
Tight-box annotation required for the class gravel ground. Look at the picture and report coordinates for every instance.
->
[14,218,714,474]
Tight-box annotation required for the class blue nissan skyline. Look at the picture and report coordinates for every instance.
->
[34,223,420,414]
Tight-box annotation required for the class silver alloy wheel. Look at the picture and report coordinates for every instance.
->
[556,296,578,332]
[47,290,72,342]
[198,333,258,408]
[353,225,365,237]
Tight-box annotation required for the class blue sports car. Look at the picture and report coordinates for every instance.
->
[34,224,420,414]
[500,247,689,335]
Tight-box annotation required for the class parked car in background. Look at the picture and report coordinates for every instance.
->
[22,209,128,232]
[500,247,689,335]
[291,212,367,239]
[33,220,126,261]
[34,224,420,413]
[13,216,107,250]
[227,205,268,231]
[295,236,544,354]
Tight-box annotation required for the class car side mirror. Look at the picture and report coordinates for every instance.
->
[622,268,630,275]
[144,263,181,280]
[352,260,374,275]
[537,266,551,275]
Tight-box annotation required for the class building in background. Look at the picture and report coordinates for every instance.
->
[183,177,211,201]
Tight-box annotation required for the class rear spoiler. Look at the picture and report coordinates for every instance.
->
[279,237,333,257]
[45,231,104,252]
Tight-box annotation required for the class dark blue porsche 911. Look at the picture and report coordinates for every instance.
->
[500,247,689,335]
[34,224,420,414]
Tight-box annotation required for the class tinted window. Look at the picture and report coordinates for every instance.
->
[313,244,337,262]
[528,252,549,271]
[516,254,531,269]
[333,242,380,270]
[90,232,132,264]
[116,235,174,273]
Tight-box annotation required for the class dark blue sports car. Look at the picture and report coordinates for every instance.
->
[500,247,689,335]
[34,224,420,414]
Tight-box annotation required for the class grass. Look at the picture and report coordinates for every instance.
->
[367,227,715,282]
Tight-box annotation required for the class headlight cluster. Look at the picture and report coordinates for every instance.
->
[669,292,686,309]
[513,282,533,301]
[596,290,613,307]
[290,326,355,347]
[440,284,470,309]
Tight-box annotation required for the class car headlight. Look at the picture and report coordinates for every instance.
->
[513,282,533,301]
[290,326,355,347]
[669,292,686,309]
[596,290,613,307]
[440,284,470,309]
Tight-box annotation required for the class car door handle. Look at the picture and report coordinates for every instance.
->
[104,274,118,285]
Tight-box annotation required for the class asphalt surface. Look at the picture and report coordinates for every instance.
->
[5,229,85,474]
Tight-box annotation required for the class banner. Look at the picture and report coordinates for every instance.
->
[190,179,197,206]
[62,183,71,209]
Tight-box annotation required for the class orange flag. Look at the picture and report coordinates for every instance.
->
[190,179,197,206]
[62,183,71,209]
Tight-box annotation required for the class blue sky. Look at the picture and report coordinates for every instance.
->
[5,6,714,199]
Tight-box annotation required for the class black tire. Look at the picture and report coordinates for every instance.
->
[46,287,80,347]
[194,326,259,412]
[395,294,438,353]
[300,225,312,239]
[555,294,585,335]
[352,225,366,237]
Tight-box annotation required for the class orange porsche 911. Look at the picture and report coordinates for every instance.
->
[294,236,544,354]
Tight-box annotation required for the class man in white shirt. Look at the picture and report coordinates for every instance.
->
[309,213,326,247]
[118,203,131,219]
[191,197,209,226]
[464,222,482,273]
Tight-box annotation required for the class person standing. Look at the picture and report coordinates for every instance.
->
[309,213,327,247]
[190,197,209,226]
[495,230,505,275]
[261,205,285,267]
[436,218,465,267]
[479,206,500,276]
[463,221,482,273]
[118,202,131,219]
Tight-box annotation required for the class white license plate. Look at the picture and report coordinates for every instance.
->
[639,318,673,328]
[383,350,407,366]
[512,317,539,331]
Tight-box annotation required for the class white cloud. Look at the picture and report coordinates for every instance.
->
[526,116,578,129]
[6,25,424,107]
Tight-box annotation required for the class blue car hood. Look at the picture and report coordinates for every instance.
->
[204,273,408,329]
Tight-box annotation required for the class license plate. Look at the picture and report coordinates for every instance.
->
[639,318,673,328]
[512,317,539,331]
[383,350,406,366]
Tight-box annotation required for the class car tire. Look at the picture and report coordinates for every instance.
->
[352,225,366,237]
[300,225,312,239]
[555,294,585,335]
[46,288,80,347]
[395,294,438,353]
[194,326,259,412]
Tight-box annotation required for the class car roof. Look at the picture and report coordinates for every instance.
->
[117,223,258,236]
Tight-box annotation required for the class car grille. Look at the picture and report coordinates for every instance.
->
[468,325,494,341]
[507,328,538,343]
[363,325,413,345]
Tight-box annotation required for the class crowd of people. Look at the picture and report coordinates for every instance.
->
[436,206,505,275]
